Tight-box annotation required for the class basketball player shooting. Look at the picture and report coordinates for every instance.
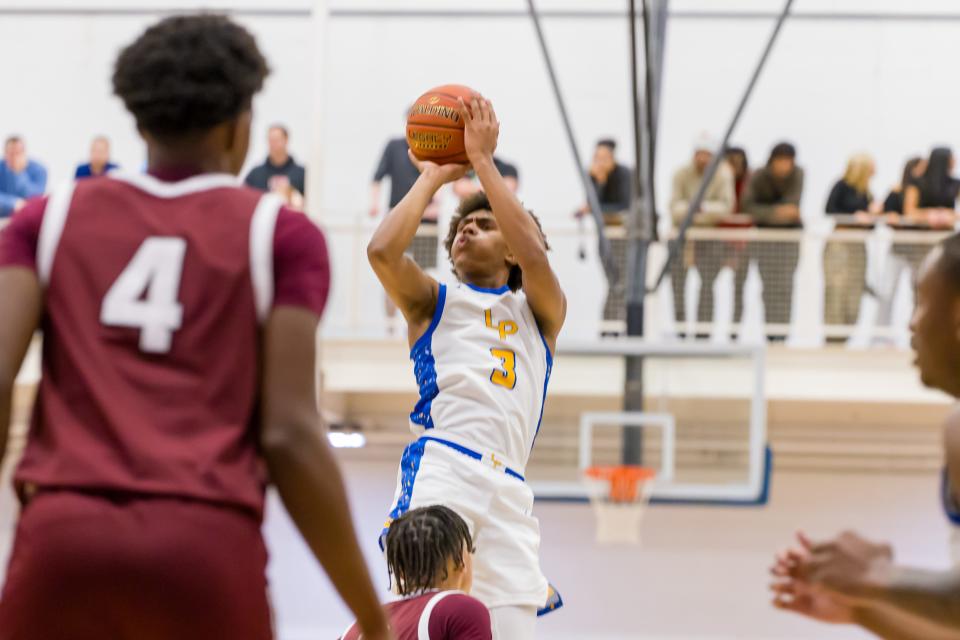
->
[367,96,566,639]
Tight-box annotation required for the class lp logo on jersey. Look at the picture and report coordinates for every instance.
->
[484,309,517,341]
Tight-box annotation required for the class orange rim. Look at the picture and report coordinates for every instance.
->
[584,465,656,502]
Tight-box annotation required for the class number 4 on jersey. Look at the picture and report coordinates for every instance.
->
[100,237,186,354]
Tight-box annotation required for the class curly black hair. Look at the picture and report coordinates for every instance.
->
[444,191,549,292]
[112,14,269,138]
[385,505,474,596]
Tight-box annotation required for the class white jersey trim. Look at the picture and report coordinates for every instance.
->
[108,170,240,198]
[418,590,460,640]
[37,180,77,286]
[249,194,283,322]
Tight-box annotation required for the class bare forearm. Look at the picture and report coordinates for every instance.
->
[265,432,387,636]
[473,156,547,267]
[855,602,960,640]
[862,567,960,632]
[368,171,442,260]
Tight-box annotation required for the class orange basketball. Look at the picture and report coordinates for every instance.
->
[406,84,478,165]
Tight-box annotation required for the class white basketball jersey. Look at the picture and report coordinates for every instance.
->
[409,282,553,470]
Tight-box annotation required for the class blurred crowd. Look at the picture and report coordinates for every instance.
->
[0,124,308,219]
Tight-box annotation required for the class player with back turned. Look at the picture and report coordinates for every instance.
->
[368,94,566,639]
[0,15,391,640]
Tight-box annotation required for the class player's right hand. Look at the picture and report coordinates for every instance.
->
[407,149,469,185]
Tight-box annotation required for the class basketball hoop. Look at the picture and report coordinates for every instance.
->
[582,465,656,544]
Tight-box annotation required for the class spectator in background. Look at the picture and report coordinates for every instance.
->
[742,142,804,329]
[244,124,306,207]
[883,156,925,215]
[903,147,958,229]
[824,153,878,326]
[742,142,804,227]
[579,138,631,216]
[825,153,878,217]
[0,136,46,218]
[370,136,425,218]
[669,133,735,227]
[725,147,750,213]
[452,156,519,200]
[75,135,118,179]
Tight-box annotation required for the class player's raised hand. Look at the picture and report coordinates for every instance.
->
[458,96,499,164]
[407,149,468,184]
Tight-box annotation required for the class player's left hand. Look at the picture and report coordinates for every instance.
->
[785,530,894,602]
[459,96,499,163]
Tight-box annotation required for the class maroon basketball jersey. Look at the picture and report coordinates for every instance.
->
[340,590,491,640]
[0,171,330,518]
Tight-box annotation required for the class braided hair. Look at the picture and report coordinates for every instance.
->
[385,505,474,596]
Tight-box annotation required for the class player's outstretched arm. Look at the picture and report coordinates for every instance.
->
[367,159,466,331]
[0,268,41,467]
[460,97,566,348]
[780,531,960,637]
[261,307,393,640]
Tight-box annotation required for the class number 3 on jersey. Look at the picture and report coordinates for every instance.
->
[100,237,186,354]
[489,348,517,390]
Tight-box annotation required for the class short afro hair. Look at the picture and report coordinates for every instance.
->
[113,14,269,139]
[444,191,549,292]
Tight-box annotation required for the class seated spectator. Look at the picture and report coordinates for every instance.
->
[883,156,925,215]
[742,142,803,227]
[669,133,735,227]
[825,153,878,217]
[75,135,118,178]
[244,124,306,204]
[903,147,958,228]
[340,506,490,640]
[579,138,631,217]
[0,135,47,218]
[725,147,750,213]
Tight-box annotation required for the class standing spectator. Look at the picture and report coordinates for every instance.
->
[244,124,306,202]
[903,147,958,229]
[0,136,47,218]
[75,136,118,179]
[371,136,424,217]
[742,142,804,227]
[669,133,735,227]
[670,135,738,327]
[576,139,633,332]
[452,156,519,200]
[742,142,804,329]
[580,138,631,215]
[824,153,877,326]
[725,147,750,213]
[883,156,925,215]
[825,153,877,216]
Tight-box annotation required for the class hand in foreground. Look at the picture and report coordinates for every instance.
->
[784,531,893,601]
[770,546,857,624]
[458,96,499,164]
[408,149,469,185]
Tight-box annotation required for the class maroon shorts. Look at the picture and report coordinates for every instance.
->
[0,490,272,640]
